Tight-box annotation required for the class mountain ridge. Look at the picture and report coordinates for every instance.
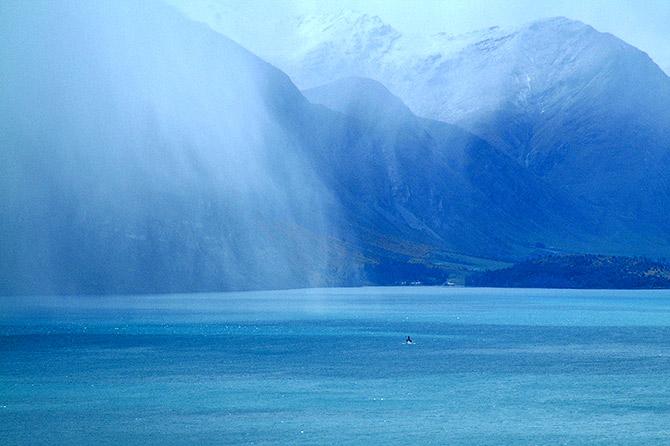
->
[2,0,582,294]
[276,12,670,240]
[2,2,669,295]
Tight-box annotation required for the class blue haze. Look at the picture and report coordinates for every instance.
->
[2,0,670,294]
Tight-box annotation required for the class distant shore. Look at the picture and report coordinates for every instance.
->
[466,254,670,289]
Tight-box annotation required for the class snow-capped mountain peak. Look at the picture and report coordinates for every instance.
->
[276,11,670,225]
[295,9,397,40]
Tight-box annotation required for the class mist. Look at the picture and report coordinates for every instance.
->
[0,0,349,295]
[2,0,670,296]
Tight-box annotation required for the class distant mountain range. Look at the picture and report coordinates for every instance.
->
[1,2,669,294]
[276,12,670,248]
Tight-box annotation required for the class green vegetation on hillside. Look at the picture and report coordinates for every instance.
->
[466,255,670,289]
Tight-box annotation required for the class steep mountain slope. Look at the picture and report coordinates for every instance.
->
[2,2,667,295]
[302,77,602,258]
[0,0,550,294]
[277,13,670,230]
[0,0,360,294]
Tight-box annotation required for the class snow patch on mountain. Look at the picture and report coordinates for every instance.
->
[276,13,635,121]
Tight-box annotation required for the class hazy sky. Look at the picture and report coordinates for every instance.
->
[175,0,670,74]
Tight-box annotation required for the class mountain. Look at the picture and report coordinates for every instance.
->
[0,0,595,295]
[9,1,516,294]
[276,13,670,238]
[302,77,599,258]
[0,0,361,294]
[2,2,668,295]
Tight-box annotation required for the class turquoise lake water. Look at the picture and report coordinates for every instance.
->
[2,287,670,445]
